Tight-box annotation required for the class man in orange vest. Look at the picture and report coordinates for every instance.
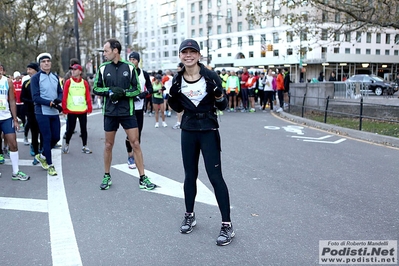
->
[61,64,93,154]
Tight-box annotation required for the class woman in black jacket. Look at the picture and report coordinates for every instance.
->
[168,39,234,246]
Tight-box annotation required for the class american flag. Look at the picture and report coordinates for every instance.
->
[77,0,85,24]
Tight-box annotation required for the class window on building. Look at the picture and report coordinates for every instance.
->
[321,29,328,41]
[199,41,204,50]
[238,22,242,32]
[173,38,178,45]
[334,31,340,41]
[261,34,266,44]
[191,3,195,12]
[249,20,254,30]
[395,34,399,44]
[301,11,308,22]
[366,49,371,54]
[366,32,371,43]
[386,34,391,44]
[238,6,242,16]
[228,52,232,56]
[164,51,169,57]
[227,38,232,47]
[356,48,360,54]
[334,48,340,53]
[199,15,203,24]
[395,50,399,56]
[208,0,211,9]
[249,51,254,58]
[173,51,177,56]
[217,0,221,6]
[376,33,381,43]
[191,29,195,38]
[335,12,340,23]
[345,48,350,54]
[208,26,212,35]
[162,29,168,34]
[238,37,242,47]
[227,24,232,33]
[249,35,254,45]
[227,8,232,18]
[286,31,293,42]
[322,11,327,22]
[172,26,177,33]
[217,11,222,20]
[273,16,280,27]
[199,28,203,37]
[385,49,390,55]
[356,32,361,42]
[163,40,169,45]
[301,32,307,41]
[345,32,350,42]
[191,16,195,25]
[273,50,279,57]
[273,32,279,43]
[218,40,222,49]
[217,25,222,34]
[376,49,380,55]
[287,48,293,55]
[218,53,222,57]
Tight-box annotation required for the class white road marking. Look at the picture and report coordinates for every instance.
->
[47,128,83,265]
[0,197,48,213]
[292,135,333,140]
[303,138,346,144]
[112,164,218,206]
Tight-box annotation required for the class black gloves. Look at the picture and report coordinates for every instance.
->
[213,86,223,98]
[53,98,61,105]
[169,86,180,97]
[54,105,63,113]
[109,87,125,102]
[134,91,149,102]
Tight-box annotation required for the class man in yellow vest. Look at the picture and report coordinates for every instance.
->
[61,64,93,154]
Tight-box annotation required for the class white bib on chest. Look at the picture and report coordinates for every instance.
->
[181,76,207,107]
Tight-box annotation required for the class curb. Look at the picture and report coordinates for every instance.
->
[277,111,399,148]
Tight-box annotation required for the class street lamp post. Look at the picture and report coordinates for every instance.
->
[206,13,212,66]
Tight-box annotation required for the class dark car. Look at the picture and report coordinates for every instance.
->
[345,74,397,96]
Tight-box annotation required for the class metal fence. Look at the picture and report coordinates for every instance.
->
[287,93,399,131]
[333,82,372,99]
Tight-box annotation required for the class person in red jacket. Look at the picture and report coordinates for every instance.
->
[61,64,93,154]
[276,69,285,112]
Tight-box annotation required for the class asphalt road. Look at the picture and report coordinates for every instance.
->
[1,108,398,266]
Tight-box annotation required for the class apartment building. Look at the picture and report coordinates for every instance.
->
[115,0,399,81]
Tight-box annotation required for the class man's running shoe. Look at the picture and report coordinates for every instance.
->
[100,174,112,190]
[249,108,256,113]
[155,122,159,128]
[12,171,30,181]
[62,144,69,154]
[180,213,196,234]
[127,157,136,169]
[32,157,39,165]
[139,176,156,190]
[24,137,30,146]
[30,144,35,156]
[35,154,49,170]
[216,223,235,246]
[82,146,92,154]
[0,154,4,164]
[167,110,172,117]
[162,121,168,127]
[47,165,57,176]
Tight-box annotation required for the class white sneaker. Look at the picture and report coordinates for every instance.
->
[172,122,180,129]
[277,107,283,112]
[162,121,168,127]
[167,111,172,117]
[155,122,159,128]
[24,137,29,146]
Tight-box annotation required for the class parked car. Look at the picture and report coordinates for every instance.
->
[345,74,397,96]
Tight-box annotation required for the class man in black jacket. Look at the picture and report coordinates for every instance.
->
[93,39,155,190]
[168,39,234,246]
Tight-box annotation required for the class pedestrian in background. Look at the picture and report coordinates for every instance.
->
[62,64,93,154]
[31,53,63,176]
[168,39,235,246]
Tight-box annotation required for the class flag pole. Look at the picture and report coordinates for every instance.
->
[73,0,81,63]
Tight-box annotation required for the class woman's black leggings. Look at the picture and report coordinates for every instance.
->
[181,129,231,222]
[65,113,88,146]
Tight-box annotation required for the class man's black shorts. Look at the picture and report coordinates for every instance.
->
[104,115,138,132]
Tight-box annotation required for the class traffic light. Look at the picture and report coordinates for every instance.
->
[267,44,273,51]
